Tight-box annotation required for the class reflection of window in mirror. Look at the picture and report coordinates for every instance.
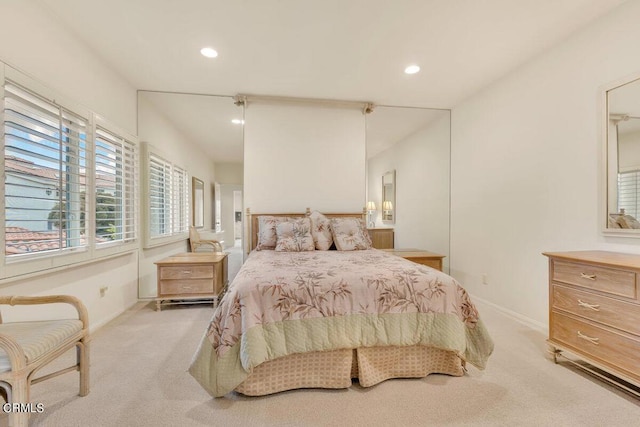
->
[213,182,222,232]
[382,170,395,223]
[192,177,204,228]
[606,76,640,232]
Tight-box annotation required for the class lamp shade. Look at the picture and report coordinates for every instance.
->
[382,201,393,211]
[366,201,376,211]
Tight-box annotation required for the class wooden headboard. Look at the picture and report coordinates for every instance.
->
[246,207,366,254]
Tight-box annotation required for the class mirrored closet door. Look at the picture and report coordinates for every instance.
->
[366,106,450,272]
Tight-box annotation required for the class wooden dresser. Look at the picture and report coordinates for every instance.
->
[543,251,640,392]
[367,228,394,249]
[382,249,445,271]
[155,252,228,311]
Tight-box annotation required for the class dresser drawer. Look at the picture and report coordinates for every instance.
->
[552,285,640,336]
[551,312,640,380]
[159,266,213,280]
[552,260,636,299]
[159,279,214,295]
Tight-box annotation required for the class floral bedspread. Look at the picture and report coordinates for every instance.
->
[189,249,493,397]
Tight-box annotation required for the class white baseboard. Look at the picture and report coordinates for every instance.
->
[88,300,140,334]
[471,294,548,335]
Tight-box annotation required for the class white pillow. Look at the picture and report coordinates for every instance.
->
[308,210,333,250]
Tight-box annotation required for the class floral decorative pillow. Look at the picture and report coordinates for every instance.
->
[256,216,287,250]
[275,218,315,252]
[329,217,372,251]
[308,210,333,250]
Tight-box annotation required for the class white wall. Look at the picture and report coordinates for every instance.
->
[244,102,366,213]
[0,2,136,134]
[450,1,640,328]
[618,129,640,170]
[0,1,138,330]
[137,95,217,298]
[368,113,450,271]
[219,184,242,248]
[215,162,244,184]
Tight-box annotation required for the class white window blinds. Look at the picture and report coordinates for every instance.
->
[618,170,640,219]
[4,79,89,256]
[95,126,138,244]
[172,166,189,234]
[148,152,188,239]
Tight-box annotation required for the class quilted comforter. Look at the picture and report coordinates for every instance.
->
[189,249,494,397]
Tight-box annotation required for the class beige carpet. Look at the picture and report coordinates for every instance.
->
[4,298,640,426]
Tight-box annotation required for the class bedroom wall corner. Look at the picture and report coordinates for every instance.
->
[449,0,640,327]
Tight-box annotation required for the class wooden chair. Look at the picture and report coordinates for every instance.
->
[189,226,223,252]
[0,295,90,427]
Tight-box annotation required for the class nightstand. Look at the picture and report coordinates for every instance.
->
[367,228,394,249]
[382,249,445,271]
[154,252,228,311]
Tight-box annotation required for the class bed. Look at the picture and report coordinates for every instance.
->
[189,209,494,397]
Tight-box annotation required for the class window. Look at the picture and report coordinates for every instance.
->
[4,79,89,258]
[94,126,138,245]
[147,150,189,244]
[618,170,640,218]
[1,67,139,279]
[172,166,189,234]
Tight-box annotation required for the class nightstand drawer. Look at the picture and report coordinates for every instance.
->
[159,279,214,295]
[552,285,640,336]
[160,266,213,280]
[551,312,640,379]
[552,260,636,299]
[411,258,442,270]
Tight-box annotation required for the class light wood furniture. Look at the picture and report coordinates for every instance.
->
[189,226,223,252]
[367,228,394,249]
[155,252,228,311]
[0,295,90,427]
[543,251,640,395]
[382,249,445,271]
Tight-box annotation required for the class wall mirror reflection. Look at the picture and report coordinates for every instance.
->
[382,170,395,222]
[137,91,244,247]
[606,76,640,234]
[366,106,451,272]
[192,177,204,228]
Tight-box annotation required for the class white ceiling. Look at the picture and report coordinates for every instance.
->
[39,0,627,161]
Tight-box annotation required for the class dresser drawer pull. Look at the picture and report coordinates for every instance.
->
[182,286,193,290]
[580,273,596,280]
[182,270,192,274]
[577,299,600,311]
[577,331,600,345]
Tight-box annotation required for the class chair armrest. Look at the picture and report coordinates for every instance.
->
[0,333,27,371]
[0,295,89,329]
[196,240,223,252]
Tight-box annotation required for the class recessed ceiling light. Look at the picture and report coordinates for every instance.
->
[200,47,218,58]
[231,119,244,125]
[404,64,420,75]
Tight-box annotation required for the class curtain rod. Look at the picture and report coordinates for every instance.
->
[234,94,374,114]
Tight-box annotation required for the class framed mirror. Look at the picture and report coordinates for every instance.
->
[382,170,396,223]
[192,177,204,228]
[604,73,640,236]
